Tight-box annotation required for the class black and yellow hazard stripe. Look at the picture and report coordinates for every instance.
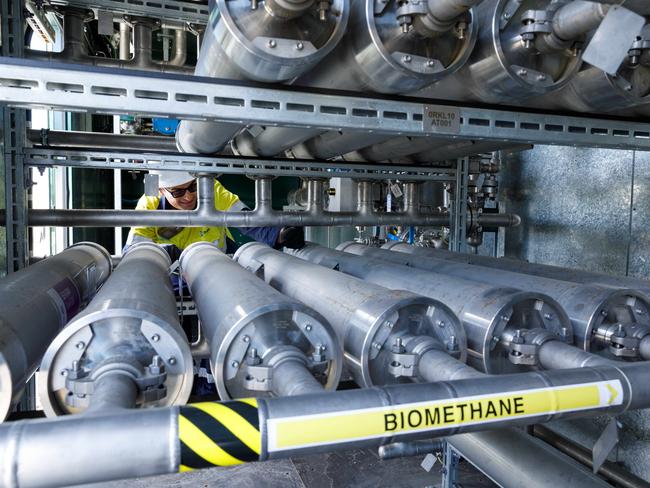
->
[179,398,261,472]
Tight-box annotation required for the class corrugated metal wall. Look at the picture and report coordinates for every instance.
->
[500,145,650,481]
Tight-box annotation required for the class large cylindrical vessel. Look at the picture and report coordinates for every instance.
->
[297,243,572,374]
[233,0,479,158]
[391,244,650,297]
[0,242,111,421]
[378,242,650,358]
[37,242,193,417]
[234,242,467,388]
[420,0,602,104]
[175,0,349,155]
[531,23,650,114]
[179,242,341,399]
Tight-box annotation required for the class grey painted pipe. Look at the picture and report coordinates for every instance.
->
[234,242,467,387]
[27,129,178,152]
[393,244,650,298]
[0,242,111,421]
[289,243,572,374]
[551,1,609,42]
[2,361,650,487]
[178,241,341,399]
[349,242,650,355]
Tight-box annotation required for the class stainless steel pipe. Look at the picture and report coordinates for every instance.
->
[0,242,111,421]
[291,243,572,374]
[9,177,519,228]
[291,244,616,488]
[26,10,193,74]
[379,242,650,358]
[421,0,592,104]
[408,245,650,298]
[234,242,467,387]
[3,361,650,487]
[449,429,611,488]
[179,242,341,399]
[37,242,193,416]
[27,129,178,152]
[532,424,650,488]
[175,0,348,154]
[233,0,479,158]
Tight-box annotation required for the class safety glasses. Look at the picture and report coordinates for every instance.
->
[164,180,197,198]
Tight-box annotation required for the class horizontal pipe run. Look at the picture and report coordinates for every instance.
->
[4,176,519,228]
[27,129,178,152]
[16,208,454,227]
[532,425,650,488]
[270,360,325,397]
[84,374,139,414]
[378,439,445,460]
[449,429,611,488]
[551,1,609,42]
[2,362,650,487]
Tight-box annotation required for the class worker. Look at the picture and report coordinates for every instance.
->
[124,170,304,258]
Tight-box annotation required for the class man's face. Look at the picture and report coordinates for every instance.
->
[161,179,197,210]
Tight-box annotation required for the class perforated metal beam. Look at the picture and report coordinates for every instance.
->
[48,0,209,24]
[23,148,456,181]
[2,58,650,151]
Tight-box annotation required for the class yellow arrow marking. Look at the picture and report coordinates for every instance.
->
[606,384,619,405]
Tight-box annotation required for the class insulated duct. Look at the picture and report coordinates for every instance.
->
[0,242,111,421]
[378,242,650,360]
[175,0,349,155]
[37,242,193,416]
[234,242,467,387]
[2,361,650,487]
[179,242,341,399]
[290,243,573,374]
[232,0,479,158]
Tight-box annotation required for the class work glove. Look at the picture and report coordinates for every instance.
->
[159,243,183,263]
[275,226,305,250]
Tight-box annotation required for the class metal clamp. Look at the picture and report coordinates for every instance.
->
[594,323,650,358]
[243,364,273,392]
[508,328,557,366]
[65,357,168,408]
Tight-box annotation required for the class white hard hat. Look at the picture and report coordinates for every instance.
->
[149,170,195,188]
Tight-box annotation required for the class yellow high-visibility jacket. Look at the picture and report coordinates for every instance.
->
[126,179,245,251]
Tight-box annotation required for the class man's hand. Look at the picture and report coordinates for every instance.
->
[275,227,305,250]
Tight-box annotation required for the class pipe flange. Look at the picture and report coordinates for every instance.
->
[37,308,193,417]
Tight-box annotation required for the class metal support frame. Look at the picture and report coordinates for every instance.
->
[441,441,461,488]
[2,0,31,413]
[1,2,28,275]
[3,59,650,151]
[23,148,456,182]
[48,0,209,25]
[449,157,469,253]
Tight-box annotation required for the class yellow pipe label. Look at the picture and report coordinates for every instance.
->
[179,398,261,471]
[267,380,623,452]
